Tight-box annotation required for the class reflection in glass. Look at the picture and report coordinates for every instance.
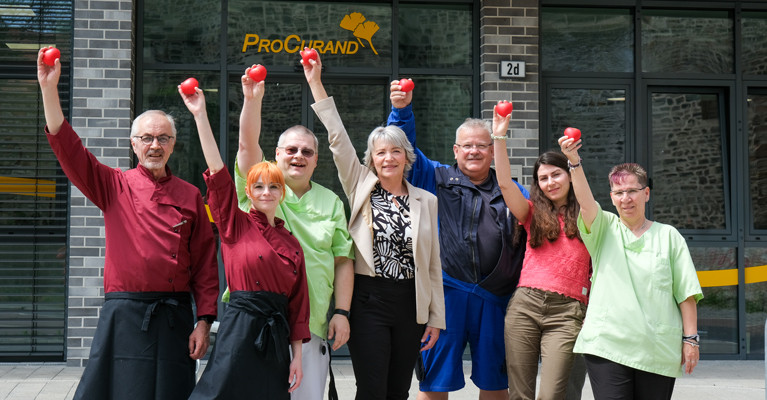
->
[408,76,472,166]
[641,10,732,74]
[549,88,627,207]
[542,8,633,73]
[747,93,767,230]
[650,92,726,230]
[745,247,767,357]
[742,12,767,76]
[228,1,391,68]
[0,78,67,359]
[226,77,303,178]
[141,71,221,193]
[311,83,387,197]
[690,247,738,355]
[399,4,471,69]
[0,0,72,64]
[142,0,221,64]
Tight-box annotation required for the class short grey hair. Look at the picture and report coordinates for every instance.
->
[277,125,319,155]
[454,118,491,143]
[363,125,416,175]
[131,110,177,138]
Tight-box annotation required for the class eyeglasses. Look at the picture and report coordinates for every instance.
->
[132,135,175,145]
[610,187,647,199]
[279,146,315,158]
[456,143,492,151]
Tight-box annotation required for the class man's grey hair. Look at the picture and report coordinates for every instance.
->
[454,118,491,143]
[277,125,319,155]
[363,125,416,175]
[131,110,177,138]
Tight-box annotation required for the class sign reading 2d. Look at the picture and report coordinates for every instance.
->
[242,12,380,56]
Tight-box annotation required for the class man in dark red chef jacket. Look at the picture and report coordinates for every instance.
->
[36,48,219,400]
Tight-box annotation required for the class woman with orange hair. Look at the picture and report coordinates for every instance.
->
[179,84,310,399]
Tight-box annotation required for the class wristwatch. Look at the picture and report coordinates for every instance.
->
[197,315,215,324]
[683,334,700,343]
[333,308,350,319]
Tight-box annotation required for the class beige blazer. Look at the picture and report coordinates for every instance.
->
[312,97,445,329]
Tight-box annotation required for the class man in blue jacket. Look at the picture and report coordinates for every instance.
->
[388,83,528,400]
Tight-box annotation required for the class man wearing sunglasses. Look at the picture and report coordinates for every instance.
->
[226,67,354,400]
[36,49,219,400]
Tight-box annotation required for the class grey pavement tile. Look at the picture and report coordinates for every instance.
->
[5,382,44,400]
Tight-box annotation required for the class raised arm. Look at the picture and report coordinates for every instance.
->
[302,54,328,102]
[304,54,365,200]
[492,106,531,223]
[237,66,266,176]
[37,47,65,134]
[179,87,224,174]
[559,136,598,229]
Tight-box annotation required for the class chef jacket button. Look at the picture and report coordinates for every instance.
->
[256,281,260,285]
[293,270,297,274]
[168,279,172,283]
[259,255,263,259]
[171,253,176,259]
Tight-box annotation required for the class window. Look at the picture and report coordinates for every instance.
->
[0,0,72,361]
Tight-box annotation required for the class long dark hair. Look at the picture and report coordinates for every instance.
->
[528,151,581,248]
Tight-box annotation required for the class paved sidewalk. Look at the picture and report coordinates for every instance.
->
[0,360,764,399]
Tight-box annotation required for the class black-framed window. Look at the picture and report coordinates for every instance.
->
[138,0,476,192]
[0,0,72,361]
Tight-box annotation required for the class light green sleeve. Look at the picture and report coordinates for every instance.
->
[669,228,704,304]
[233,158,251,213]
[329,195,354,260]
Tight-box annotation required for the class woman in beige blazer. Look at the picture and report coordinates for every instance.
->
[302,54,445,400]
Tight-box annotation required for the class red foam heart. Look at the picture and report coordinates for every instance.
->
[248,64,267,82]
[180,77,199,95]
[496,100,513,117]
[300,47,318,63]
[564,127,581,141]
[42,47,60,67]
[399,78,414,92]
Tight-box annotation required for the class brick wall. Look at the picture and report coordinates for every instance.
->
[67,0,133,367]
[481,0,539,187]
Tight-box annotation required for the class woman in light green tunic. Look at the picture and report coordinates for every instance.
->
[558,135,703,400]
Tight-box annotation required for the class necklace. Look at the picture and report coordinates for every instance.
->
[624,218,647,233]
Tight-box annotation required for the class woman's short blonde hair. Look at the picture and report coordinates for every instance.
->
[362,125,416,175]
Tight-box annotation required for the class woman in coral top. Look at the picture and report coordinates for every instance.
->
[492,108,591,400]
[179,83,310,399]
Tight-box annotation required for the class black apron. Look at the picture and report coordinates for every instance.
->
[190,290,291,400]
[73,291,196,400]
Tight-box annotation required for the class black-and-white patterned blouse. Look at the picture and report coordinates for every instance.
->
[369,183,414,280]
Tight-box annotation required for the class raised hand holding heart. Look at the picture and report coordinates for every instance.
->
[399,78,414,92]
[180,78,199,95]
[247,64,267,82]
[300,47,318,64]
[42,47,60,67]
[496,100,513,117]
[564,127,581,141]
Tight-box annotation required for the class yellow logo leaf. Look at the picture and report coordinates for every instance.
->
[340,12,379,55]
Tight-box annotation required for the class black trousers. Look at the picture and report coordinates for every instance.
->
[347,275,425,400]
[584,354,676,400]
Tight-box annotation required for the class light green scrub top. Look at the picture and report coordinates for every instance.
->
[573,203,703,378]
[228,162,354,339]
